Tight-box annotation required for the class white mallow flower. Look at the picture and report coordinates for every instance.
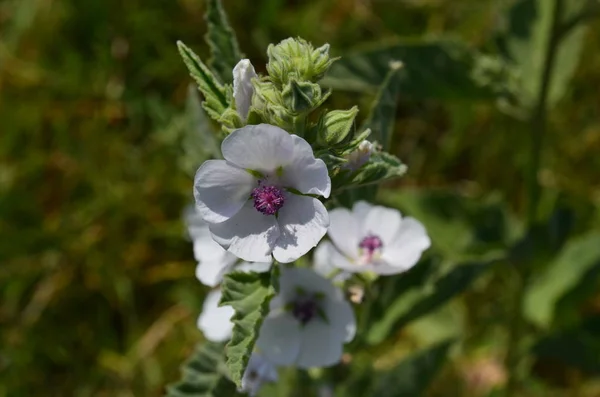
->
[256,267,355,368]
[185,206,271,287]
[239,353,279,396]
[197,289,234,342]
[233,59,258,121]
[316,201,430,275]
[194,124,331,263]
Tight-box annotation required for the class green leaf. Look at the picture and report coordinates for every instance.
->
[380,189,522,261]
[204,0,243,83]
[532,315,600,374]
[332,151,407,192]
[165,342,242,397]
[220,271,275,387]
[523,232,600,328]
[177,41,229,121]
[367,261,492,345]
[361,61,402,151]
[501,0,588,109]
[323,39,513,100]
[372,339,454,397]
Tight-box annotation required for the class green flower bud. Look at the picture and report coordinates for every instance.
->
[282,80,322,114]
[266,38,336,88]
[218,107,243,133]
[317,106,359,147]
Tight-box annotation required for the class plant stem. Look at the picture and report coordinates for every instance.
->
[506,0,564,395]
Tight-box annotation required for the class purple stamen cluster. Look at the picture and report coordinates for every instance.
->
[252,185,285,215]
[292,298,319,325]
[359,234,383,256]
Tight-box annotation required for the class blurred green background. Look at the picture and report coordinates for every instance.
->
[1,0,599,396]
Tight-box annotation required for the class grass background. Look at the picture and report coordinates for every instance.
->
[1,0,599,395]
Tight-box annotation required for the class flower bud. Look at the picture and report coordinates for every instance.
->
[233,59,258,121]
[345,140,375,170]
[282,80,322,114]
[317,106,359,147]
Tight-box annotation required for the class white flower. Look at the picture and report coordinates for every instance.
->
[194,124,331,263]
[240,353,278,396]
[256,267,355,368]
[314,239,351,282]
[345,140,374,170]
[185,206,271,287]
[318,201,430,275]
[196,289,234,342]
[233,59,258,121]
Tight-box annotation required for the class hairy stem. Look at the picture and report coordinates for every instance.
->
[505,0,564,395]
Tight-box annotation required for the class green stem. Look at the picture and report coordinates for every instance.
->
[506,0,564,395]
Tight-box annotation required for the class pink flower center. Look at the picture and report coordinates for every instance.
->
[292,298,319,325]
[358,234,383,263]
[251,185,285,215]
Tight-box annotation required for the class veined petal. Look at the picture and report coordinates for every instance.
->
[327,208,359,259]
[281,135,331,197]
[381,217,431,272]
[233,59,257,121]
[272,195,329,263]
[296,320,343,369]
[362,205,402,246]
[197,289,234,342]
[194,160,255,224]
[256,313,301,366]
[209,201,280,262]
[221,124,294,173]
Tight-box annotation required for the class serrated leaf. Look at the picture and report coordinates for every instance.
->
[524,232,600,328]
[373,339,454,397]
[177,41,229,121]
[220,271,275,387]
[501,0,587,109]
[366,261,492,345]
[165,342,242,397]
[323,39,513,100]
[361,62,402,151]
[205,0,243,83]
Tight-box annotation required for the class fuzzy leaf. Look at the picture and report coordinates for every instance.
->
[205,0,243,83]
[332,151,406,191]
[323,39,513,100]
[165,342,242,397]
[219,271,275,387]
[500,0,587,109]
[361,62,402,151]
[524,232,600,328]
[367,261,493,345]
[177,41,229,121]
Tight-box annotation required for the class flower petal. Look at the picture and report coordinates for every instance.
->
[194,160,255,224]
[209,201,280,262]
[325,292,357,343]
[296,320,344,368]
[195,258,235,287]
[279,267,338,303]
[236,261,272,273]
[362,205,402,246]
[192,232,231,263]
[221,124,294,173]
[233,59,257,121]
[281,135,331,197]
[313,241,352,282]
[197,289,234,342]
[272,195,329,263]
[256,313,301,366]
[381,217,431,272]
[327,207,359,259]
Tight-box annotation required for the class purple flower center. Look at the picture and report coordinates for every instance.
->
[359,234,383,263]
[251,185,285,215]
[292,298,319,325]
